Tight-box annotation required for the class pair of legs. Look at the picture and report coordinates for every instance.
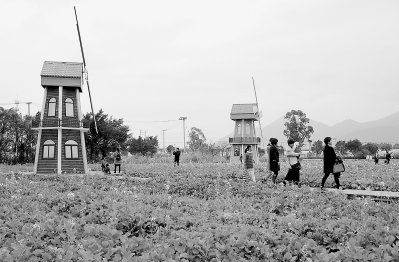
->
[114,164,121,173]
[174,160,179,167]
[101,164,105,172]
[247,168,255,182]
[265,170,278,184]
[321,172,340,189]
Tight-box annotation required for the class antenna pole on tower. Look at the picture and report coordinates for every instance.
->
[74,6,98,134]
[252,77,264,148]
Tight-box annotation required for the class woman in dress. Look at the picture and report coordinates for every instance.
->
[244,145,256,183]
[284,138,302,185]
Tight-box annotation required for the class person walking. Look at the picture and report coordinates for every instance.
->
[173,147,181,166]
[284,138,302,185]
[321,137,341,189]
[269,138,280,183]
[244,145,256,183]
[113,147,122,174]
[385,150,391,164]
[374,149,379,165]
[263,138,280,184]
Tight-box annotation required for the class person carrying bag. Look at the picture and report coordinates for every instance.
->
[284,139,302,185]
[321,137,343,190]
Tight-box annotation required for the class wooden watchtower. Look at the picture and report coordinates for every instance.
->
[229,103,261,164]
[32,61,89,174]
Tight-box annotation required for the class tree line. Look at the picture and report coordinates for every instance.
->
[282,109,398,158]
[311,139,398,158]
[0,108,39,164]
[2,107,396,164]
[0,108,160,164]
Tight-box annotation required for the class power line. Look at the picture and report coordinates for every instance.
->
[124,119,178,123]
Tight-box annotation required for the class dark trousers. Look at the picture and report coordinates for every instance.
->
[285,168,300,183]
[322,172,340,188]
[101,164,105,171]
[174,159,179,166]
[114,164,121,173]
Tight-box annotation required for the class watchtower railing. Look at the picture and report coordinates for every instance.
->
[31,118,90,128]
[229,137,261,144]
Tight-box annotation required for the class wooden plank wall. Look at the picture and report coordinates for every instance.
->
[62,87,79,118]
[61,129,85,173]
[44,86,59,118]
[37,129,58,173]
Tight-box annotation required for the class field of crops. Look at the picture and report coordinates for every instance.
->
[0,160,399,261]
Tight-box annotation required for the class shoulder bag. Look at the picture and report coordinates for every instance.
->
[333,162,345,173]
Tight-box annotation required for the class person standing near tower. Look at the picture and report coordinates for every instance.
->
[244,145,256,183]
[113,147,122,174]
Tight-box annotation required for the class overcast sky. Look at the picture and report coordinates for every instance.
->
[1,0,398,148]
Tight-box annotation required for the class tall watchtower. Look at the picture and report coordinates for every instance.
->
[32,61,90,174]
[229,103,261,164]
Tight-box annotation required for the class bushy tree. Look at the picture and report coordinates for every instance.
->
[206,143,220,157]
[166,145,174,154]
[311,140,323,156]
[84,109,131,161]
[379,143,392,152]
[0,107,37,164]
[362,143,378,155]
[335,140,347,156]
[345,139,362,156]
[217,141,230,157]
[128,136,159,156]
[283,110,314,147]
[188,127,207,153]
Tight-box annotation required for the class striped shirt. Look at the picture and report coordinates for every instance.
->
[245,151,254,169]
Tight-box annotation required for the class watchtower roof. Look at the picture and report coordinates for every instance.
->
[40,61,83,92]
[230,103,259,121]
[41,61,83,78]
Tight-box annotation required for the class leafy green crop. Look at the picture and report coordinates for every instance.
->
[0,160,399,261]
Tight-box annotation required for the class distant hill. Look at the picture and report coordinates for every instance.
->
[217,111,399,145]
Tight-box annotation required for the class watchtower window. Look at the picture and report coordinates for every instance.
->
[43,140,55,158]
[246,124,250,134]
[65,98,74,117]
[237,124,241,134]
[65,140,78,159]
[48,98,56,117]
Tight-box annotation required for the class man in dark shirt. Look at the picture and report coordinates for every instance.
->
[173,148,181,166]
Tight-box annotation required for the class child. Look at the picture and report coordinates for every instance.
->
[104,163,111,174]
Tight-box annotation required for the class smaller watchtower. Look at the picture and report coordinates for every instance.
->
[229,103,261,164]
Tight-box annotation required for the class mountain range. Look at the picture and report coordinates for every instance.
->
[217,111,399,144]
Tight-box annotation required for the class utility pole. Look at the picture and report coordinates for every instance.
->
[179,117,187,150]
[26,102,32,116]
[161,129,167,151]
